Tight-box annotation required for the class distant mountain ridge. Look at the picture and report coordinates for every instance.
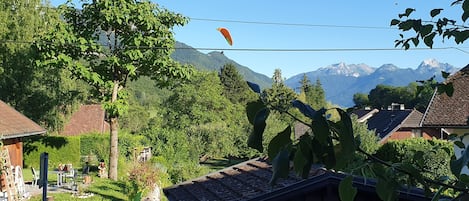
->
[172,42,272,89]
[285,59,460,107]
[171,42,461,108]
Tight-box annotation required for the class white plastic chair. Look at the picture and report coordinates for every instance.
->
[64,169,75,185]
[31,167,39,187]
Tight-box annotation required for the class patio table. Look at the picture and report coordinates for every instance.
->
[50,170,65,187]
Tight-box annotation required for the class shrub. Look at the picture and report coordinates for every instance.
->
[375,138,454,181]
[23,135,80,169]
[80,133,110,165]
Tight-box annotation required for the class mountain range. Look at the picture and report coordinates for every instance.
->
[285,59,459,107]
[171,42,461,107]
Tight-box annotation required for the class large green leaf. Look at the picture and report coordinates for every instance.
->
[451,142,469,177]
[376,178,398,201]
[311,108,329,145]
[311,136,336,168]
[292,100,316,118]
[248,107,269,152]
[430,9,443,18]
[268,126,292,160]
[270,149,290,185]
[339,175,357,201]
[333,109,357,169]
[246,81,261,93]
[293,135,313,178]
[246,100,266,125]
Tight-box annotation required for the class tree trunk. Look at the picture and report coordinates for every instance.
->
[108,81,120,180]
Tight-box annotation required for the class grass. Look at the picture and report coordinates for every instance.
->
[25,158,247,200]
[29,177,130,201]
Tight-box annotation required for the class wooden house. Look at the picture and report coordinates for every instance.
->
[0,100,46,167]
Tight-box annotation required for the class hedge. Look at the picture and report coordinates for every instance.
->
[23,136,81,170]
[375,138,454,180]
[24,132,148,167]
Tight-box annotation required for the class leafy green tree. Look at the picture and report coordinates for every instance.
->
[352,93,370,108]
[262,69,297,113]
[310,79,327,110]
[219,63,257,104]
[368,84,415,109]
[298,75,327,110]
[375,138,454,182]
[35,0,193,180]
[165,71,249,160]
[0,0,89,131]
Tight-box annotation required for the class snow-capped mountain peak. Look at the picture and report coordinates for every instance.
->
[316,62,375,77]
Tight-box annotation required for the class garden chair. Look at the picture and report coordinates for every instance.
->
[31,167,39,187]
[64,169,75,184]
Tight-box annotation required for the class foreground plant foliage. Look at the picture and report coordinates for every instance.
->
[246,81,469,201]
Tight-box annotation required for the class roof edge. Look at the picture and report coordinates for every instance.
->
[2,130,46,139]
[420,88,438,127]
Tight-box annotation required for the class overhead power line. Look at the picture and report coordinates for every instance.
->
[1,39,468,54]
[190,17,395,30]
[17,4,395,30]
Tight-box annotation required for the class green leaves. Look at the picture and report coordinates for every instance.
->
[293,135,314,178]
[247,81,261,93]
[248,107,269,152]
[430,9,443,18]
[393,3,469,49]
[268,127,293,185]
[339,176,357,201]
[270,149,290,185]
[333,108,357,169]
[451,142,469,176]
[292,100,316,118]
[267,126,292,160]
[398,8,416,18]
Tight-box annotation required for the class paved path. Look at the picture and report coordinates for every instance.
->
[23,183,78,199]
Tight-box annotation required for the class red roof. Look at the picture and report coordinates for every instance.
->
[0,100,46,138]
[61,104,109,136]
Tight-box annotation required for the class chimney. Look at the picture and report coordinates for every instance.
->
[389,103,405,110]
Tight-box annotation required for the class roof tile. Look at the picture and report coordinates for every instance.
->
[0,100,46,138]
[422,65,469,127]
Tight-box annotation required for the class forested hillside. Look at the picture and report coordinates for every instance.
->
[172,42,272,89]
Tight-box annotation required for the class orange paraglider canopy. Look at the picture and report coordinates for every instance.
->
[217,27,233,46]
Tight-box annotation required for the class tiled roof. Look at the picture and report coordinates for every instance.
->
[164,158,325,201]
[400,110,424,128]
[164,157,432,201]
[421,65,469,127]
[61,104,109,136]
[0,100,46,138]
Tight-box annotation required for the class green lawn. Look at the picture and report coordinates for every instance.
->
[29,178,129,201]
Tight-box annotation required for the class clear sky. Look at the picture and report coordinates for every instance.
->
[50,0,468,78]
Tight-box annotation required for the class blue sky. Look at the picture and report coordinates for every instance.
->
[50,0,468,78]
